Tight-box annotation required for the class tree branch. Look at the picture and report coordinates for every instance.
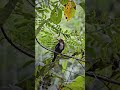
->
[86,23,112,33]
[26,0,35,7]
[1,26,34,58]
[86,72,120,86]
[35,38,85,62]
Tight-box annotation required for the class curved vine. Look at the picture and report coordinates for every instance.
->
[1,26,34,58]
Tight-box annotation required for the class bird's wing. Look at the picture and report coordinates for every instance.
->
[54,43,60,51]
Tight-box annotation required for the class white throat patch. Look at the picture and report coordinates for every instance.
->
[60,43,64,50]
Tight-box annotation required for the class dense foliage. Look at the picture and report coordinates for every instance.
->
[0,0,35,90]
[1,0,120,90]
[86,0,120,89]
[35,0,85,90]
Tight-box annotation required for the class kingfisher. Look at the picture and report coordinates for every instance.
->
[52,39,65,62]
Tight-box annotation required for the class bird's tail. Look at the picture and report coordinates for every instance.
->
[52,53,57,62]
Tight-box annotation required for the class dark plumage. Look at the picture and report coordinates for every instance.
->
[52,39,65,62]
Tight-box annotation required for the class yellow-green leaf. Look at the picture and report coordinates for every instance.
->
[64,1,76,21]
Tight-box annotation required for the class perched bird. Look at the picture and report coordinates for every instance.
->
[52,39,65,62]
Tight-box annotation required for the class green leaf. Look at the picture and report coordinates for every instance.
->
[62,60,68,73]
[79,0,85,11]
[50,8,62,24]
[60,0,68,5]
[62,76,85,90]
[96,65,113,77]
[0,0,18,26]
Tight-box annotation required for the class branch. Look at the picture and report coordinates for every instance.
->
[86,23,112,33]
[35,38,85,62]
[86,72,120,86]
[26,0,35,7]
[1,26,34,58]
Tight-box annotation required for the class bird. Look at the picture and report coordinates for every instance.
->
[52,39,65,62]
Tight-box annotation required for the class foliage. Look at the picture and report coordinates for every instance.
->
[1,0,120,90]
[64,1,76,21]
[35,0,85,90]
[86,0,120,89]
[0,0,35,89]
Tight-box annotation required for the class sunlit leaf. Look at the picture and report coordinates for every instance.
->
[62,60,68,73]
[64,1,76,21]
[60,0,68,5]
[62,76,85,90]
[50,8,62,24]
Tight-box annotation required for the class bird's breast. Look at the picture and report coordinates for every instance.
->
[59,43,64,50]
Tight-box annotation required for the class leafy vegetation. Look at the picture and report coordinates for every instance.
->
[0,0,35,90]
[35,0,85,90]
[1,0,120,90]
[86,0,120,89]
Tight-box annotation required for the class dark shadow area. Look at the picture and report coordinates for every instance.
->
[0,0,35,90]
[86,0,120,90]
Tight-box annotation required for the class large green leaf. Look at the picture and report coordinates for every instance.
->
[50,8,62,24]
[62,76,85,90]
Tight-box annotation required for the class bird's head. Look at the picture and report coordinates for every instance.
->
[57,39,64,44]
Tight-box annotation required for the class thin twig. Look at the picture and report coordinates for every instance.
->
[86,72,120,86]
[90,72,111,90]
[26,0,35,7]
